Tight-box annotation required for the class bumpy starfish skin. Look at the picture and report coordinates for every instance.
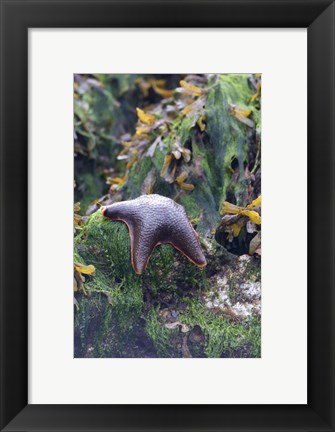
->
[101,194,207,275]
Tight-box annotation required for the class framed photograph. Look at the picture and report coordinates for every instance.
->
[1,0,334,431]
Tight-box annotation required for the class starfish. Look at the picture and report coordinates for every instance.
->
[100,194,207,275]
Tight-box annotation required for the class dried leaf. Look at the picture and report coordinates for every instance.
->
[126,150,139,170]
[74,269,84,293]
[182,104,193,116]
[106,176,127,186]
[161,154,172,178]
[230,106,252,117]
[250,81,261,102]
[247,195,262,208]
[220,214,241,225]
[229,105,254,127]
[179,182,195,191]
[223,201,242,215]
[230,219,245,238]
[74,262,96,275]
[74,297,79,311]
[240,210,261,225]
[136,108,155,125]
[73,277,78,292]
[180,80,205,97]
[233,113,255,128]
[197,115,206,131]
[176,172,195,191]
[148,79,166,87]
[136,126,151,136]
[146,136,162,158]
[175,172,188,184]
[223,201,261,224]
[152,84,173,98]
[249,232,261,255]
[74,213,82,227]
[181,96,206,123]
[181,148,191,163]
[172,150,182,160]
[120,140,133,149]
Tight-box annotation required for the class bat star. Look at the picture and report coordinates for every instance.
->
[100,194,207,275]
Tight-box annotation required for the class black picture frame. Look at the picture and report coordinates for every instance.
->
[1,0,334,431]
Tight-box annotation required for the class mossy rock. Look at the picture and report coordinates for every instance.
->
[74,210,261,358]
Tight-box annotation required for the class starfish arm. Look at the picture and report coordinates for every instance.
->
[101,203,152,274]
[164,204,207,267]
[130,222,157,274]
[101,201,134,221]
[169,224,207,267]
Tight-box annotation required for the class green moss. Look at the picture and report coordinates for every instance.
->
[175,258,207,291]
[145,308,179,357]
[74,250,86,265]
[144,245,175,295]
[92,301,114,358]
[107,278,143,335]
[245,316,261,357]
[74,292,107,356]
[76,211,130,273]
[146,298,261,358]
[75,211,143,340]
[180,299,261,358]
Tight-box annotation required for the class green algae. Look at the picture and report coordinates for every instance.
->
[179,299,261,358]
[179,117,194,145]
[206,75,253,209]
[75,211,143,343]
[219,74,253,105]
[135,73,258,238]
[145,308,179,357]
